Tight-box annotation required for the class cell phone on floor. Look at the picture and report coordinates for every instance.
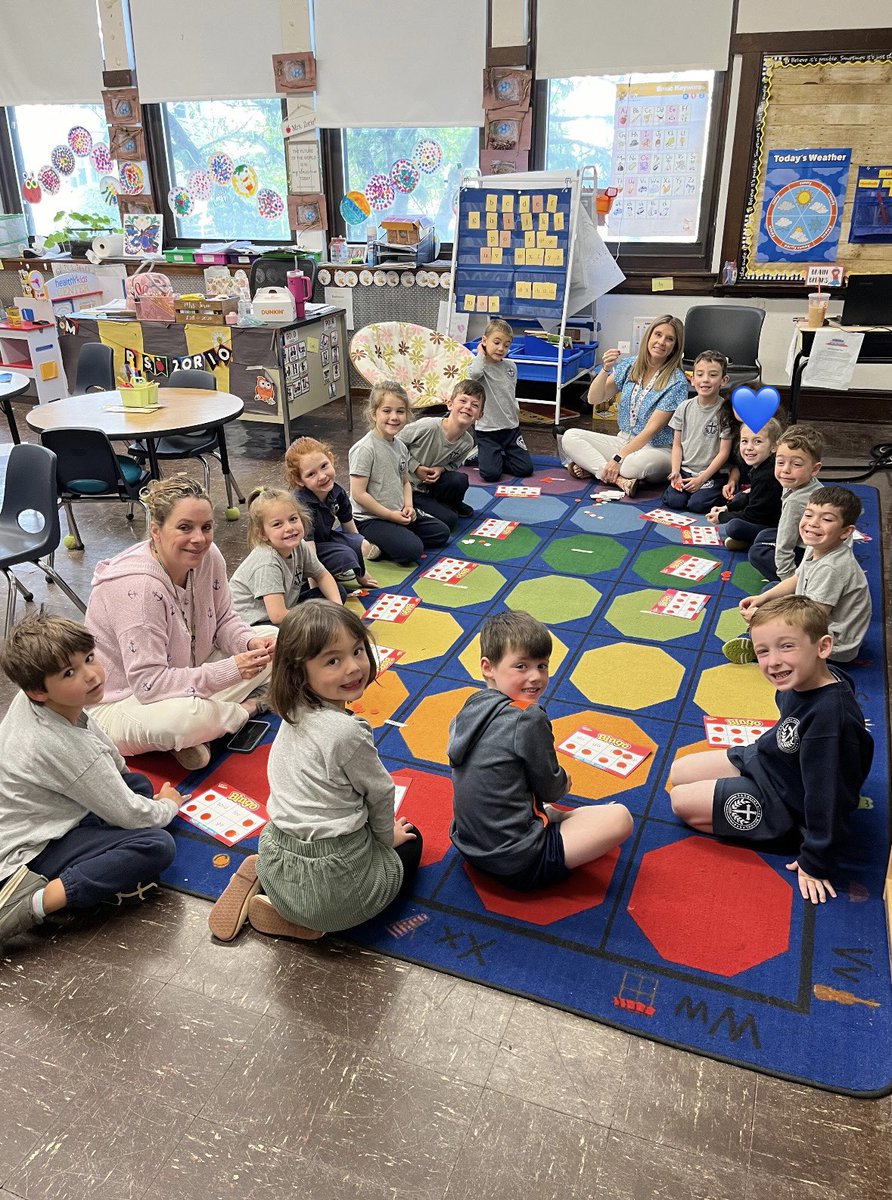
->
[227,719,270,753]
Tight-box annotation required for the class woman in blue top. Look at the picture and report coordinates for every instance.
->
[561,314,687,497]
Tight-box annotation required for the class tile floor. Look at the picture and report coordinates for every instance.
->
[0,396,890,1200]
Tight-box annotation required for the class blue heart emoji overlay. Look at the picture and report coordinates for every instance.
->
[731,385,780,433]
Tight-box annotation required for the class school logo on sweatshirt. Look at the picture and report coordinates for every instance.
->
[775,716,801,754]
[724,791,763,831]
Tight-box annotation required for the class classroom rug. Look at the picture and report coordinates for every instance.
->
[147,457,892,1096]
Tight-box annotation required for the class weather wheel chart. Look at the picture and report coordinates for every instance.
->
[152,456,891,1095]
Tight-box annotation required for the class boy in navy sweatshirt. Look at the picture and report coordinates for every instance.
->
[668,596,873,904]
[448,611,632,890]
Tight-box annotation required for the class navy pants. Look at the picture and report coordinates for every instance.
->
[314,530,366,578]
[27,772,176,909]
[412,469,470,530]
[355,511,450,564]
[719,516,773,548]
[476,428,533,482]
[749,529,804,585]
[661,475,723,513]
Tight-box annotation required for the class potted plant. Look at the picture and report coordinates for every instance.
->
[42,210,122,257]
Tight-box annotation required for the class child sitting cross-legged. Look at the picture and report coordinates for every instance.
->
[706,418,783,551]
[230,487,343,625]
[207,601,422,942]
[749,423,824,585]
[448,611,633,891]
[722,486,871,665]
[397,378,485,529]
[662,350,734,513]
[669,596,873,904]
[0,614,180,950]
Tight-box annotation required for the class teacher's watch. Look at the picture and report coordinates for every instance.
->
[612,454,623,463]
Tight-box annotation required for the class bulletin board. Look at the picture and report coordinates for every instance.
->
[739,52,892,281]
[453,186,573,320]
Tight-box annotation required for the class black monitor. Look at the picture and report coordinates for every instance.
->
[839,274,892,327]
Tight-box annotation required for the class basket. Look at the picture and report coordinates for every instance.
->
[174,296,238,325]
[135,294,177,322]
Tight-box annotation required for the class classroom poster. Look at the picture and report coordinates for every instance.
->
[756,148,851,262]
[608,81,710,239]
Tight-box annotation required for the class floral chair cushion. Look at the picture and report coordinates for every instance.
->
[349,322,473,409]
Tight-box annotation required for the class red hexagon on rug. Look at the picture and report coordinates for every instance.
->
[395,767,455,868]
[465,844,621,926]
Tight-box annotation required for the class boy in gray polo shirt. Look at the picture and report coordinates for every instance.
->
[467,319,533,482]
[749,424,824,584]
[724,486,871,664]
[662,350,733,513]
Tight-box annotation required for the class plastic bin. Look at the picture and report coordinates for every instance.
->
[193,251,228,265]
[164,249,195,264]
[467,337,585,384]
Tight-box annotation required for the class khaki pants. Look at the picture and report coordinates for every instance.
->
[90,627,276,756]
[561,428,672,483]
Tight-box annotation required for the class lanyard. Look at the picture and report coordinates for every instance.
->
[629,373,659,427]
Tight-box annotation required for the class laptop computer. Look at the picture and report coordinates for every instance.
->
[839,274,892,327]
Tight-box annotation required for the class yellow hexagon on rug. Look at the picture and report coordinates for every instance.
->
[551,711,659,802]
[348,669,409,729]
[402,686,479,765]
[364,608,463,667]
[458,631,570,682]
[694,663,779,720]
[571,643,684,710]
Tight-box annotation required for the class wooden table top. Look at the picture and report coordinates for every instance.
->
[25,388,245,438]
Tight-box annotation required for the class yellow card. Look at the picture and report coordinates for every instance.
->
[514,248,526,265]
[532,281,557,300]
[535,231,546,248]
[307,336,320,353]
[519,195,530,212]
[546,194,558,212]
[467,210,480,229]
[532,195,544,213]
[499,230,512,247]
[486,212,498,229]
[541,235,558,249]
[476,295,489,311]
[502,214,515,230]
[544,249,564,267]
[487,230,498,247]
[516,280,532,299]
[488,295,500,312]
[485,193,498,211]
[527,248,544,266]
[520,213,533,230]
[651,277,674,292]
[491,247,503,264]
[479,247,491,264]
[538,212,550,230]
[463,294,475,311]
[553,211,565,231]
[501,194,514,211]
[524,231,535,248]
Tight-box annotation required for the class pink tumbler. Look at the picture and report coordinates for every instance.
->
[286,270,313,320]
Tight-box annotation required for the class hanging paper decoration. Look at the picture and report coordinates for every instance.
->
[168,187,194,216]
[390,158,419,194]
[339,190,371,226]
[37,166,60,195]
[187,170,212,201]
[364,173,394,211]
[208,152,234,186]
[100,175,120,206]
[51,145,75,176]
[118,161,145,194]
[67,126,93,157]
[91,143,113,173]
[21,172,41,204]
[412,138,442,174]
[231,163,258,198]
[257,188,284,220]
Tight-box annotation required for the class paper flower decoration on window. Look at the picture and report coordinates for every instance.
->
[208,153,234,186]
[390,159,420,194]
[257,188,284,219]
[188,170,212,201]
[91,143,113,173]
[37,166,61,195]
[364,174,394,211]
[231,164,258,198]
[168,187,194,216]
[67,126,93,157]
[118,161,145,195]
[340,190,371,226]
[412,139,442,174]
[51,145,75,176]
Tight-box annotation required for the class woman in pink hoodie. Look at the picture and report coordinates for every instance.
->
[85,476,277,770]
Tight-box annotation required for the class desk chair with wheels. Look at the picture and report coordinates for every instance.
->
[0,442,87,635]
[40,427,151,551]
[72,342,116,395]
[128,368,246,512]
[681,305,765,392]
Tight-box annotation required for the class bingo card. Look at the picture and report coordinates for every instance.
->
[557,726,651,778]
[648,588,709,619]
[681,525,723,546]
[178,783,268,847]
[640,509,698,528]
[494,485,541,497]
[364,594,420,623]
[660,553,720,582]
[703,716,777,747]
[471,519,519,540]
[421,558,478,584]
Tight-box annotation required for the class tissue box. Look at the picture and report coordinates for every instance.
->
[121,381,159,407]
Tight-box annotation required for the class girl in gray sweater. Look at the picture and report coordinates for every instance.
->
[208,602,422,942]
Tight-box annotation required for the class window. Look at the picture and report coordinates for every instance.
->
[543,72,716,245]
[160,98,289,241]
[340,126,479,242]
[9,104,111,238]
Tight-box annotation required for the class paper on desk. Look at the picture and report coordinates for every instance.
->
[784,327,802,380]
[323,286,354,329]
[800,328,865,391]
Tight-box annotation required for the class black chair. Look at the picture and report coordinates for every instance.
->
[0,443,87,635]
[40,427,151,552]
[249,253,316,297]
[128,368,246,510]
[72,342,115,395]
[681,305,765,391]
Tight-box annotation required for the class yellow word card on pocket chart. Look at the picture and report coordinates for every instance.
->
[532,281,557,300]
[467,210,480,229]
[485,193,498,211]
[516,280,533,299]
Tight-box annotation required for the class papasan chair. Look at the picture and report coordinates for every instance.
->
[349,322,473,409]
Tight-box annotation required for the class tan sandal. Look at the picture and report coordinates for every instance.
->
[615,475,639,498]
[208,855,261,941]
[567,462,590,480]
[248,894,324,940]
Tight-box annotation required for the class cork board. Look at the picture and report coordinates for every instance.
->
[739,53,892,281]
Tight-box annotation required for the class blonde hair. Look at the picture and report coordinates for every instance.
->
[284,436,337,489]
[141,475,210,529]
[366,381,412,428]
[246,487,311,549]
[744,416,784,447]
[629,314,684,391]
[750,596,829,643]
[482,318,513,340]
[269,600,377,721]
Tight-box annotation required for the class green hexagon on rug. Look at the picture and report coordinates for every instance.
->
[541,534,628,577]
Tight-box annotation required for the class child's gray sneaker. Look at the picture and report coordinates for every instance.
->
[0,866,48,947]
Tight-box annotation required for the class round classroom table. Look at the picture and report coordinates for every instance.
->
[24,387,245,484]
[0,371,31,444]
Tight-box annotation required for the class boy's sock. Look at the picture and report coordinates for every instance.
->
[723,537,748,551]
[722,633,756,664]
[31,888,46,920]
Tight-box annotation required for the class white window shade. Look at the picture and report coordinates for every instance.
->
[313,0,486,127]
[536,0,733,76]
[130,0,287,102]
[0,1,104,104]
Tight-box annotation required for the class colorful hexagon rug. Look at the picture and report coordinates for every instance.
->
[148,457,891,1095]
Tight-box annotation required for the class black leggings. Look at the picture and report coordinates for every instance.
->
[394,827,423,899]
